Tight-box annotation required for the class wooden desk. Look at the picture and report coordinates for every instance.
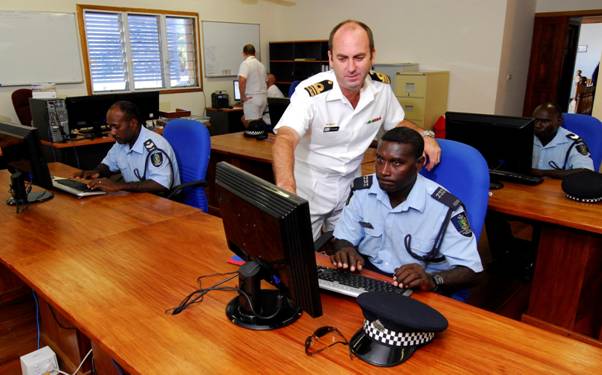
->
[488,178,602,342]
[1,164,602,373]
[208,132,377,215]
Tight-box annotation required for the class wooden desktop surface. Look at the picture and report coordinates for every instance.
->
[1,164,602,373]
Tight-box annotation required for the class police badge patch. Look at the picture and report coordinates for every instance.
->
[451,212,472,237]
[151,152,163,167]
[576,142,590,156]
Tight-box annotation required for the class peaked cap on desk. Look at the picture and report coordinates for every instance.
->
[561,170,602,203]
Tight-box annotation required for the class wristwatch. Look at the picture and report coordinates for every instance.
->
[431,273,444,291]
[421,129,435,138]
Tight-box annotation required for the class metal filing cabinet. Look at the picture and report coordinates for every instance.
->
[395,71,449,130]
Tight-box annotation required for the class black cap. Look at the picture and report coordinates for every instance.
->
[244,119,267,140]
[349,292,448,367]
[561,170,602,203]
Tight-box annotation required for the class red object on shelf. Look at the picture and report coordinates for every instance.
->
[433,115,446,138]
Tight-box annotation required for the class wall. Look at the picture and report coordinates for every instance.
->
[536,0,602,13]
[0,0,279,123]
[270,0,509,114]
[495,0,536,116]
[574,23,602,79]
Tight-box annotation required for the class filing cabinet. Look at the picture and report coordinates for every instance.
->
[395,71,449,130]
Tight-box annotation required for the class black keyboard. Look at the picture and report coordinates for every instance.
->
[489,170,543,185]
[55,179,96,192]
[316,266,411,298]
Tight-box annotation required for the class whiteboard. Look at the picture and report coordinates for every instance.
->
[0,11,83,86]
[202,21,260,77]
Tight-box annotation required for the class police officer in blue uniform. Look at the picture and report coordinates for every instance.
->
[531,102,593,178]
[331,127,482,292]
[74,101,180,193]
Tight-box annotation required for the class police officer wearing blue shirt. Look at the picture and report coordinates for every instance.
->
[531,102,593,178]
[331,127,482,292]
[74,101,180,193]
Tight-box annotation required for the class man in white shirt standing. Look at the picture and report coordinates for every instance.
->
[238,44,267,126]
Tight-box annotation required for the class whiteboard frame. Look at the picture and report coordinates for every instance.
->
[202,21,261,78]
[0,11,83,86]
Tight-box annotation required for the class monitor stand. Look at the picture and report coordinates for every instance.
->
[6,171,54,209]
[226,261,301,330]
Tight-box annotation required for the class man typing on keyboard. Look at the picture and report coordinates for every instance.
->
[73,101,180,193]
[330,128,482,293]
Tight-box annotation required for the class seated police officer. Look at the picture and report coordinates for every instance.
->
[531,102,594,178]
[73,101,180,193]
[330,127,482,293]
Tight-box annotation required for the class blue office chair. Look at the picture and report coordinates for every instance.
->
[288,80,301,97]
[420,139,490,239]
[562,113,602,171]
[163,119,211,212]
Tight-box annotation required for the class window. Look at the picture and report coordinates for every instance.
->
[77,5,201,94]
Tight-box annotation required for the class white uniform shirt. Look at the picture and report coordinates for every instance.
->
[237,56,267,95]
[101,126,180,189]
[267,84,285,98]
[274,70,404,176]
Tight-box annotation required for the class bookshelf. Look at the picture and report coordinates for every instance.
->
[269,40,329,96]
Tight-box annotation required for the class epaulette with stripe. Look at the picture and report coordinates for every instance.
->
[369,71,391,84]
[304,80,334,97]
[566,133,590,155]
[430,187,461,210]
[346,175,373,205]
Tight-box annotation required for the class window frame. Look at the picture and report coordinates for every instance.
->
[76,4,203,95]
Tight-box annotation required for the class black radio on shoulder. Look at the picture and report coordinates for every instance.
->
[211,91,229,109]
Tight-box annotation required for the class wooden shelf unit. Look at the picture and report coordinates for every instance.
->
[269,40,329,95]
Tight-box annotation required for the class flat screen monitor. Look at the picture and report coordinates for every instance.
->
[445,112,535,175]
[233,79,241,102]
[267,97,290,127]
[216,161,322,330]
[0,122,53,205]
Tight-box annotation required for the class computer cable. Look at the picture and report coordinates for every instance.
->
[56,348,93,375]
[32,291,40,349]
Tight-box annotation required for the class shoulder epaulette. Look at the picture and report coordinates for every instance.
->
[143,139,157,152]
[431,187,461,210]
[566,133,582,142]
[304,80,333,97]
[369,71,391,84]
[352,175,373,191]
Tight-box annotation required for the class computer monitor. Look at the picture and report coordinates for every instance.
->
[0,122,53,206]
[216,161,322,330]
[233,79,241,102]
[445,112,535,175]
[267,97,290,127]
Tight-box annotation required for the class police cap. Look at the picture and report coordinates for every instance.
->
[561,170,602,203]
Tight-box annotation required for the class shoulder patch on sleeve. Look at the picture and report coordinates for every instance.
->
[431,187,461,210]
[151,152,163,167]
[369,71,391,84]
[566,133,581,142]
[352,175,373,191]
[451,212,473,237]
[576,142,590,156]
[304,80,333,97]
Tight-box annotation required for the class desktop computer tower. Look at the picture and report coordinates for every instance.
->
[30,98,70,142]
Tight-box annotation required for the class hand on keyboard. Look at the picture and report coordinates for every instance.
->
[328,245,365,272]
[393,263,436,291]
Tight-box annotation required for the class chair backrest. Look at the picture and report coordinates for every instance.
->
[562,113,602,171]
[163,119,211,211]
[420,139,490,239]
[11,89,33,126]
[267,97,290,127]
[288,80,300,97]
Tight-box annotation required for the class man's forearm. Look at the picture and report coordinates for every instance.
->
[118,179,168,193]
[432,266,480,291]
[532,168,587,179]
[272,128,299,191]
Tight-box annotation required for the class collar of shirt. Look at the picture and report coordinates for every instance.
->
[244,56,256,62]
[367,173,427,213]
[534,127,571,149]
[126,126,150,155]
[325,73,376,109]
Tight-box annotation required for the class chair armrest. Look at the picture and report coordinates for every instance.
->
[167,180,207,200]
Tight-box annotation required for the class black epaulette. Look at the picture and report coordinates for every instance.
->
[369,71,391,84]
[304,80,334,97]
[143,139,157,152]
[430,187,461,211]
[566,133,590,156]
[346,175,373,205]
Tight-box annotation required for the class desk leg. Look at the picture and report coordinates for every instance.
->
[524,225,602,339]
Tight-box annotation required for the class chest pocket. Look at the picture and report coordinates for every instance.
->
[359,226,383,257]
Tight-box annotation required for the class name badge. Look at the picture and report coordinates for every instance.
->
[324,126,339,133]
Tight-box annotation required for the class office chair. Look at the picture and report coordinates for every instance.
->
[163,119,211,212]
[267,97,290,128]
[11,89,33,126]
[562,113,602,171]
[288,80,301,97]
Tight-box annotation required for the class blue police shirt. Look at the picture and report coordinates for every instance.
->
[101,126,180,189]
[333,174,483,275]
[532,127,593,170]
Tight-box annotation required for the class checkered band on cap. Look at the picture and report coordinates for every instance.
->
[363,320,435,347]
[564,194,602,203]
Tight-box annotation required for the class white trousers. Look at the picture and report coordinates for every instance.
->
[243,94,267,121]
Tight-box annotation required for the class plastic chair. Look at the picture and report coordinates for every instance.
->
[420,139,490,240]
[11,89,33,126]
[163,119,211,212]
[288,80,301,97]
[562,113,602,171]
